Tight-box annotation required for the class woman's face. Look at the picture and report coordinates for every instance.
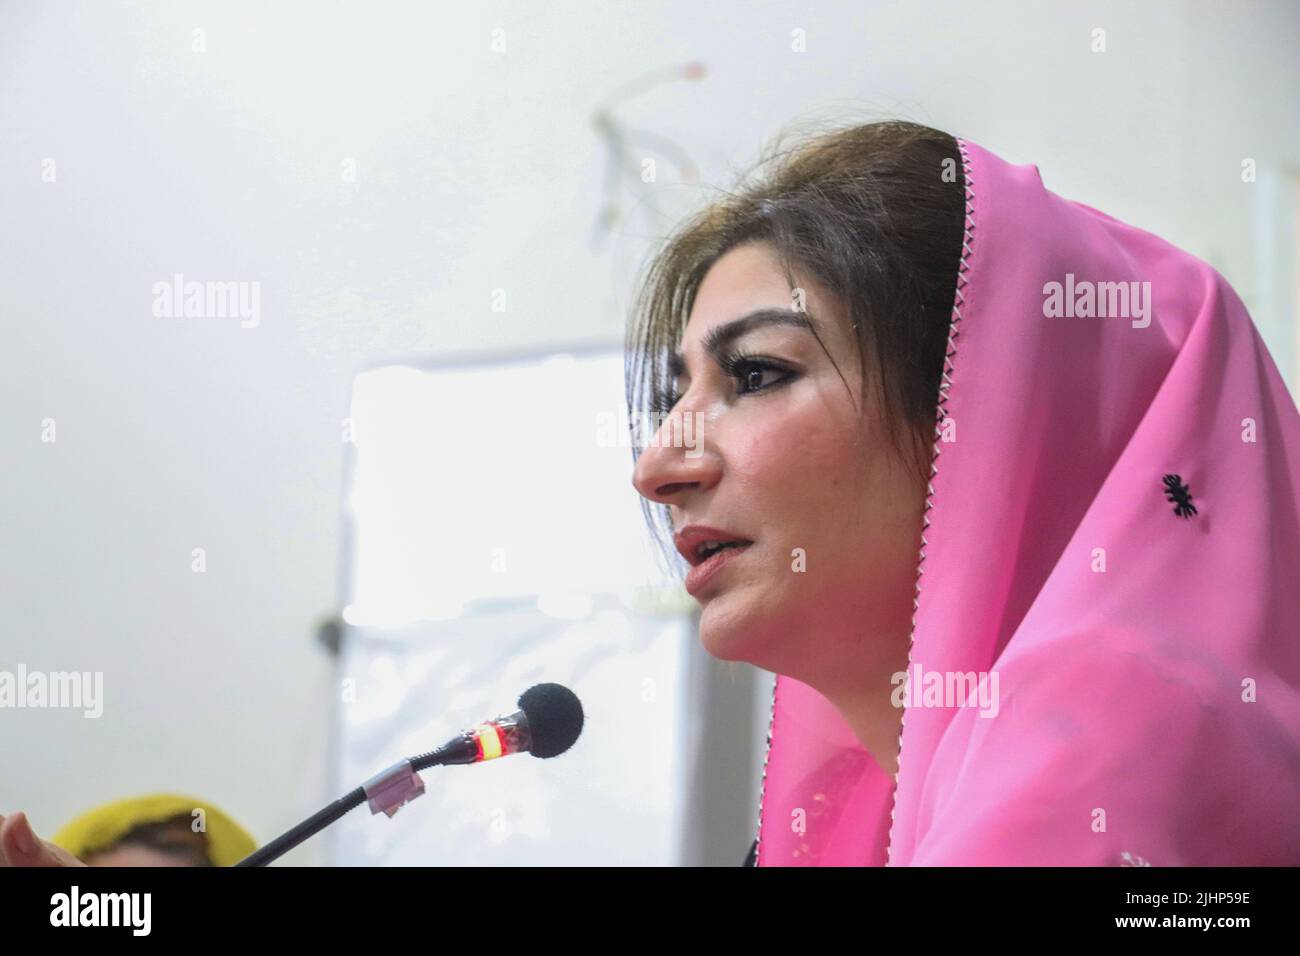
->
[632,241,925,687]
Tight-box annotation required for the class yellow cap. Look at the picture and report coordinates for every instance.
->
[50,793,257,867]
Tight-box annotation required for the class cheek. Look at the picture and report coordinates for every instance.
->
[726,407,861,513]
[728,408,914,586]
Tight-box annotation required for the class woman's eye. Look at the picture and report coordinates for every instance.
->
[653,358,790,411]
[734,361,790,395]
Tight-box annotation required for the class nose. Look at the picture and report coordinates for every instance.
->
[631,402,720,506]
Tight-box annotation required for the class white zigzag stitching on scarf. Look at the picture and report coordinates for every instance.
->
[749,136,977,868]
[884,136,976,865]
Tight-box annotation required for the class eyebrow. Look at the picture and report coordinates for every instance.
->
[668,308,817,380]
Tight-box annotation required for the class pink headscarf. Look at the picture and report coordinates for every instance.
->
[753,137,1300,866]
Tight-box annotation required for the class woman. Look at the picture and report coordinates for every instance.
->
[628,121,1300,865]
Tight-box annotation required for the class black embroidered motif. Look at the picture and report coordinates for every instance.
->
[1162,473,1197,518]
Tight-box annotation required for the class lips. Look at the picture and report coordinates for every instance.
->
[683,538,752,596]
[673,525,755,567]
[673,524,755,598]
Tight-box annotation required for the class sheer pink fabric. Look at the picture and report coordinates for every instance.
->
[753,137,1300,866]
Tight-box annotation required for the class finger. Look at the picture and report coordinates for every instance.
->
[1,812,43,865]
[1,812,81,867]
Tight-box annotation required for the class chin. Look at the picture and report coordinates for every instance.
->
[695,590,775,663]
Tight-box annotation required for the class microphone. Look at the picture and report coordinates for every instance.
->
[233,683,583,867]
[411,681,585,767]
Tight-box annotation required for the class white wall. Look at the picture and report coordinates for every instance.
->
[1,0,1296,864]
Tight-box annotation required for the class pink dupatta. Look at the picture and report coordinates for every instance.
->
[753,137,1300,866]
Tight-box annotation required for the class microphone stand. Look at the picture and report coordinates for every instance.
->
[234,787,368,867]
[233,743,463,867]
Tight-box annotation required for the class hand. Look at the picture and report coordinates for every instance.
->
[0,811,88,867]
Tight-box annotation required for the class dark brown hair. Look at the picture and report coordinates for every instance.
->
[625,119,966,569]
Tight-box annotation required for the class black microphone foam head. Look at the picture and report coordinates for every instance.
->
[519,683,583,758]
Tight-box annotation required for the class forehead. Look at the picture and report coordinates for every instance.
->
[686,242,796,333]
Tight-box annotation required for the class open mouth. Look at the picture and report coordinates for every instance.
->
[696,540,751,562]
[673,524,755,577]
[684,540,753,596]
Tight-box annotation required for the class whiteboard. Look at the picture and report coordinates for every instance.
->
[326,347,760,865]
